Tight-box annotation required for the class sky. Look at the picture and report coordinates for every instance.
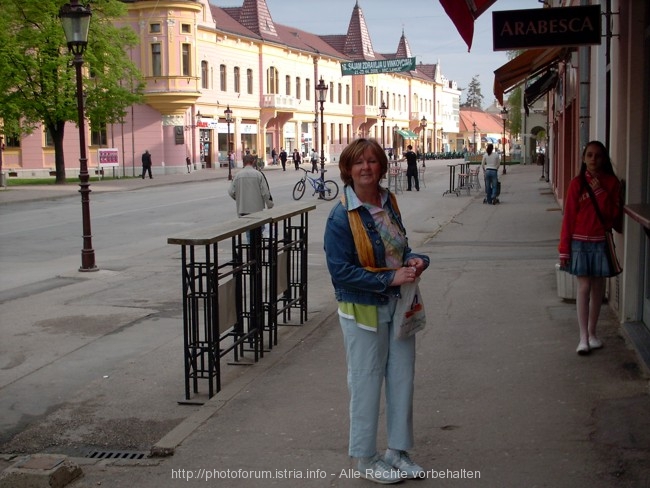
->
[209,0,542,106]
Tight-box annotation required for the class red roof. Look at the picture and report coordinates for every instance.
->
[459,107,504,134]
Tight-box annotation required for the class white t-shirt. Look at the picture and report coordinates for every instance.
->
[481,152,500,171]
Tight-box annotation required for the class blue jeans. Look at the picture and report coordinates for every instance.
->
[484,169,498,203]
[339,299,416,457]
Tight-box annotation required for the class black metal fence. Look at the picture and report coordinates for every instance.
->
[167,202,315,403]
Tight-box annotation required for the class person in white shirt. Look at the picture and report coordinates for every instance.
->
[481,143,500,204]
[228,154,274,217]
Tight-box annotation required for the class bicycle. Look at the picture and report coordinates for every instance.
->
[292,167,339,201]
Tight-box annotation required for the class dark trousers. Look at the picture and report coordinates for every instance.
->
[281,160,286,170]
[406,165,419,190]
[142,165,152,179]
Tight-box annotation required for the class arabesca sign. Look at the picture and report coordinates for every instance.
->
[492,5,601,51]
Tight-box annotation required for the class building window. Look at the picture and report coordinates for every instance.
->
[182,43,191,76]
[234,67,240,93]
[181,23,191,34]
[306,78,311,101]
[295,77,301,99]
[285,75,291,96]
[329,82,334,103]
[220,64,226,91]
[151,43,161,76]
[150,23,161,33]
[338,83,342,104]
[91,123,107,146]
[201,61,208,89]
[4,133,20,147]
[44,128,54,147]
[247,69,253,94]
[267,67,279,94]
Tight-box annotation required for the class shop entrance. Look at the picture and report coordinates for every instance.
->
[200,129,212,168]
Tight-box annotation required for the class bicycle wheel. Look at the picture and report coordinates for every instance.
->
[292,180,306,200]
[321,180,339,201]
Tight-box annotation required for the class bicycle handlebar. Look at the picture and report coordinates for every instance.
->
[299,167,327,175]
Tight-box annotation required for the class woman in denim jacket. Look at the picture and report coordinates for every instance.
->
[324,138,429,484]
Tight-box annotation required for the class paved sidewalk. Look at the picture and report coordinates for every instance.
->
[1,165,648,488]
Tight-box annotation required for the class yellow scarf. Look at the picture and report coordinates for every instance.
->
[341,189,401,272]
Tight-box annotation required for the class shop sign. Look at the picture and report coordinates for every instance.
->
[240,123,258,134]
[492,5,601,51]
[216,122,233,133]
[197,119,219,129]
[341,57,416,76]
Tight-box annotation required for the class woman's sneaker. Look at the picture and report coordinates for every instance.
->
[383,449,425,479]
[356,454,403,484]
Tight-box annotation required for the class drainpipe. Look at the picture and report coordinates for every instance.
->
[578,0,590,151]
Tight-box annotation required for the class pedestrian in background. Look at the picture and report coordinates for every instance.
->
[559,140,623,355]
[279,148,288,171]
[292,148,301,170]
[481,143,500,204]
[324,138,429,484]
[141,150,153,179]
[228,153,274,218]
[311,148,319,173]
[271,147,278,165]
[402,145,419,191]
[186,156,191,174]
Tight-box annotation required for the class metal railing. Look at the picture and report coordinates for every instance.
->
[167,202,314,402]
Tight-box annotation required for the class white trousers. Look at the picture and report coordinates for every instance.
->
[339,299,416,458]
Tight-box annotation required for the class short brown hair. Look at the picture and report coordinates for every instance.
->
[338,138,388,186]
[243,154,256,166]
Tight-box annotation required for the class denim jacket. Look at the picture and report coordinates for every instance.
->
[324,190,430,306]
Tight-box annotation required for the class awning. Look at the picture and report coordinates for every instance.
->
[481,136,499,144]
[493,47,570,105]
[438,0,497,51]
[396,129,419,139]
[524,70,559,114]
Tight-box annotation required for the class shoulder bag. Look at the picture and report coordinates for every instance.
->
[585,183,623,276]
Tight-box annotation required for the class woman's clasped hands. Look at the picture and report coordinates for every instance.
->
[391,257,427,286]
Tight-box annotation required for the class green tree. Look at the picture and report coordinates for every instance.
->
[0,0,143,183]
[461,75,484,108]
[507,86,522,139]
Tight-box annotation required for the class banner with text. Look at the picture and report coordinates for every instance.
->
[341,57,416,76]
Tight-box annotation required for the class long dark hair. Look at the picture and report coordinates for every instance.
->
[579,140,616,177]
[486,143,493,155]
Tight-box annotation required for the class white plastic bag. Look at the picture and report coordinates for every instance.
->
[394,278,426,339]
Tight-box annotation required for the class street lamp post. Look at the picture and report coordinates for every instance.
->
[315,77,328,173]
[379,100,387,151]
[195,110,202,168]
[500,107,508,175]
[420,116,427,167]
[472,121,477,153]
[225,105,233,180]
[59,0,96,272]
